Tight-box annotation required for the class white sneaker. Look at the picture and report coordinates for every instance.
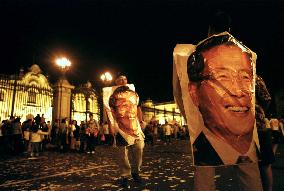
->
[91,151,95,154]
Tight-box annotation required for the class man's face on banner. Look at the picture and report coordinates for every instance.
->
[190,44,254,142]
[113,90,138,122]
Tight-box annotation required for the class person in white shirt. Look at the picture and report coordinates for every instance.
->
[109,85,145,188]
[164,121,172,145]
[30,124,49,157]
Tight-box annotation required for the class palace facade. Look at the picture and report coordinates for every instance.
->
[0,64,185,125]
[0,64,100,123]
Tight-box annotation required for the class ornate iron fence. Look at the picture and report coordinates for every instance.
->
[71,82,101,123]
[0,74,53,122]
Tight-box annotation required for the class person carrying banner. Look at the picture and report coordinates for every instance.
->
[173,32,263,191]
[104,75,145,189]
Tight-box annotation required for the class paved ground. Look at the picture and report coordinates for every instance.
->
[0,140,283,191]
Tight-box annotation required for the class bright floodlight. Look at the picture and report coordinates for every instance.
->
[100,72,113,82]
[56,57,71,69]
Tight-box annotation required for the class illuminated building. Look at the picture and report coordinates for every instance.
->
[141,99,186,125]
[0,64,184,125]
[0,65,53,122]
[71,81,100,123]
[0,64,100,123]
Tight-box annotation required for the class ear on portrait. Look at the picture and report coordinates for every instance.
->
[188,82,199,107]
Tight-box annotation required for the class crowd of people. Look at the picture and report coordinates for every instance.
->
[0,113,189,158]
[0,111,282,159]
[0,113,105,157]
[143,120,189,146]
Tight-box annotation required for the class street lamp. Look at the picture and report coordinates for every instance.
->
[56,57,71,78]
[100,71,113,86]
[55,57,71,127]
[99,71,113,123]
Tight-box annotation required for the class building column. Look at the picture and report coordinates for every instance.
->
[53,78,74,123]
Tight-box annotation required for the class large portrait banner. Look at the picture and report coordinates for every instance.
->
[173,32,259,166]
[103,84,144,146]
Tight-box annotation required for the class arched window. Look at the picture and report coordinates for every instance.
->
[27,90,37,104]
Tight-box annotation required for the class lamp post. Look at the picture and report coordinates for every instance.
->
[99,71,113,123]
[55,57,71,126]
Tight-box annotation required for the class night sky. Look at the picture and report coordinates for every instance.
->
[1,0,283,102]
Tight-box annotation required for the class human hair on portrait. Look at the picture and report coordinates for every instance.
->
[109,86,138,110]
[187,35,253,83]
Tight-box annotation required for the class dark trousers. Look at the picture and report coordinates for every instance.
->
[31,142,40,155]
[165,135,171,144]
[12,134,23,154]
[87,135,96,152]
